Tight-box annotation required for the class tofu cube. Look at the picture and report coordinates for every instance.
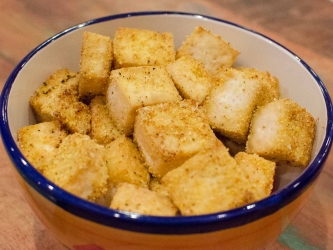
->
[57,101,91,134]
[110,183,178,216]
[166,56,213,104]
[17,121,67,173]
[162,143,255,215]
[246,98,316,167]
[89,95,122,145]
[203,67,262,144]
[79,32,113,102]
[237,67,280,106]
[133,99,220,178]
[113,27,175,69]
[106,66,182,135]
[43,133,108,201]
[96,135,150,206]
[30,68,77,122]
[30,69,91,134]
[104,135,150,190]
[176,26,240,76]
[235,152,276,201]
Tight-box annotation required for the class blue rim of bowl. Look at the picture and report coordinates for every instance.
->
[1,11,333,235]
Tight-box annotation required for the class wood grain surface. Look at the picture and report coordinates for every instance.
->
[0,1,332,249]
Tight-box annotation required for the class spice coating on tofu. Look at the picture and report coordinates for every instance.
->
[236,67,280,107]
[110,183,178,216]
[176,26,240,76]
[105,135,150,189]
[203,67,263,144]
[79,31,113,102]
[43,133,108,201]
[30,68,91,134]
[107,66,182,135]
[162,143,256,215]
[89,95,122,145]
[17,121,67,173]
[166,56,213,104]
[134,99,220,178]
[246,98,316,167]
[113,27,175,68]
[234,152,276,201]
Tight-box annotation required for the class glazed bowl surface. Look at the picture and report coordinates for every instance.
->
[1,11,332,250]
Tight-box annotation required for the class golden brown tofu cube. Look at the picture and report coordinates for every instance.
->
[89,95,122,145]
[134,99,220,178]
[30,69,91,134]
[105,135,150,189]
[246,98,316,167]
[43,133,108,201]
[17,121,67,173]
[57,101,91,134]
[176,26,240,76]
[235,152,276,201]
[166,56,213,104]
[79,32,113,102]
[97,135,150,206]
[162,143,255,215]
[110,183,178,216]
[113,27,175,69]
[30,68,77,122]
[237,67,280,106]
[107,66,182,135]
[203,67,262,144]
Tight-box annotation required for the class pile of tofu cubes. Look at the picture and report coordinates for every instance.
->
[18,26,316,216]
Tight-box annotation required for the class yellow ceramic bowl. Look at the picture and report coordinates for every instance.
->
[1,12,332,250]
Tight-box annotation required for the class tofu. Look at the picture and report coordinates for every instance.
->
[17,121,67,173]
[237,67,280,106]
[79,32,113,102]
[133,99,220,178]
[110,183,178,216]
[106,66,182,135]
[176,26,240,76]
[166,56,213,104]
[43,133,108,201]
[234,152,276,201]
[104,135,150,190]
[162,143,255,215]
[203,67,262,144]
[97,135,150,206]
[57,100,91,134]
[30,69,91,134]
[113,27,175,69]
[30,68,77,122]
[149,177,170,197]
[246,98,316,167]
[89,95,122,145]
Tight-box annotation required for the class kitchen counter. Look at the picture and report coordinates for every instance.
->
[1,0,333,249]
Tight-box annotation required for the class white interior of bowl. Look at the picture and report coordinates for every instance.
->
[7,13,328,192]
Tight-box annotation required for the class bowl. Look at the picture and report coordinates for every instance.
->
[1,11,332,250]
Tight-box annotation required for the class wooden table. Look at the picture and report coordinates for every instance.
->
[1,1,333,249]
